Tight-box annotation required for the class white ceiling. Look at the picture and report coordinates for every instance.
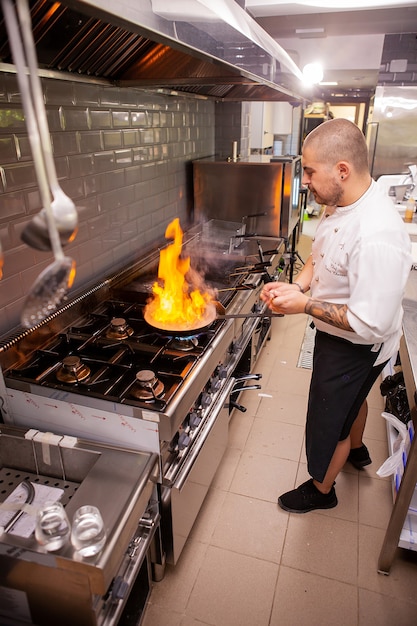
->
[246,0,417,18]
[244,0,417,99]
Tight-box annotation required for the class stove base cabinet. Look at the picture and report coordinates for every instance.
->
[160,378,235,565]
[0,425,161,626]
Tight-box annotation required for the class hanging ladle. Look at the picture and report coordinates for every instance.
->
[2,0,76,328]
[16,0,78,252]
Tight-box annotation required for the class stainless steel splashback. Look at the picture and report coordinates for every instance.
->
[193,155,302,239]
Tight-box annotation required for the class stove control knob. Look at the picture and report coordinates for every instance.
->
[201,392,212,408]
[178,432,191,450]
[232,340,243,354]
[209,376,221,392]
[189,411,201,428]
[217,365,228,379]
[111,576,129,600]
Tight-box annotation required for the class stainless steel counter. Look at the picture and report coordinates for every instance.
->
[0,425,159,624]
[400,221,417,411]
[378,222,417,574]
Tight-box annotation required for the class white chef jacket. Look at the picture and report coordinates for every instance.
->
[310,180,412,365]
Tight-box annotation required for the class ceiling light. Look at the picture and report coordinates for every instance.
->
[319,81,338,86]
[295,27,326,38]
[302,62,324,85]
[296,28,325,34]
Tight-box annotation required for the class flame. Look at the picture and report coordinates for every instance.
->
[145,218,213,327]
[68,259,77,289]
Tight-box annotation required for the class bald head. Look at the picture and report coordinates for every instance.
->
[303,118,370,175]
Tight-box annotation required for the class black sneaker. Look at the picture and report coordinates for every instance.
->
[278,479,338,514]
[347,444,371,470]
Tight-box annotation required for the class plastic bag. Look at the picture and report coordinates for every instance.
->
[376,412,412,483]
[379,372,411,425]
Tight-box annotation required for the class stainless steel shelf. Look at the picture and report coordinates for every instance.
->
[378,253,417,573]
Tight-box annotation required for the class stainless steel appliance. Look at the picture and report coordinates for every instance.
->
[0,423,159,626]
[368,85,417,180]
[193,155,302,240]
[0,0,305,103]
[0,220,286,573]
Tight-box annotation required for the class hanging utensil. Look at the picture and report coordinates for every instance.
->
[16,0,78,252]
[2,0,76,328]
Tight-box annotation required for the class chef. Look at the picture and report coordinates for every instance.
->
[261,118,412,513]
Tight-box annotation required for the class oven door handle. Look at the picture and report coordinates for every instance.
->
[174,377,236,492]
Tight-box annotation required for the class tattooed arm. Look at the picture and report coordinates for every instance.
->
[262,270,353,332]
[305,299,353,332]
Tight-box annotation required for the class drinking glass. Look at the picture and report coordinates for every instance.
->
[35,501,70,551]
[71,505,106,557]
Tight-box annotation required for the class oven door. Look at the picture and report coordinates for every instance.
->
[161,377,235,565]
[99,502,161,626]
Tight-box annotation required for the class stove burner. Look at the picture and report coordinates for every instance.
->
[56,356,91,384]
[131,369,165,402]
[106,317,134,340]
[170,336,199,351]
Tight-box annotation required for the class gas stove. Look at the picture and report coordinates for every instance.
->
[4,299,223,412]
[0,219,286,565]
[1,220,284,443]
[2,286,240,443]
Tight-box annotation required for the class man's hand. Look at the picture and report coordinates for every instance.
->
[261,282,353,331]
[261,282,308,315]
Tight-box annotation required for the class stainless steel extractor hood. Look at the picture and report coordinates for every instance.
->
[0,0,306,102]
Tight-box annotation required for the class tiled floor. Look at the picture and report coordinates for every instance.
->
[142,225,417,626]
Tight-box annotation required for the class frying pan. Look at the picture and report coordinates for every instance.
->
[143,301,219,336]
[143,301,283,335]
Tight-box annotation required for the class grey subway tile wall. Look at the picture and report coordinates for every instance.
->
[0,73,216,336]
[215,101,247,160]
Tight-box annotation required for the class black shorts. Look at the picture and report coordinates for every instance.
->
[306,330,387,483]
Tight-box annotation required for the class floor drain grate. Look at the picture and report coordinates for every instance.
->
[297,318,316,369]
